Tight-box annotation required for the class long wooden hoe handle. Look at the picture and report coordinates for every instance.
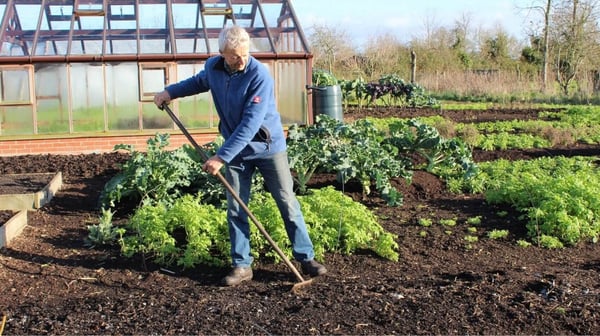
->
[160,103,307,284]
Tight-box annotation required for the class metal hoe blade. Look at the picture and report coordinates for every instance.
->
[161,104,312,290]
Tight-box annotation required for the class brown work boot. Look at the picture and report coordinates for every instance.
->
[301,260,327,277]
[222,267,253,286]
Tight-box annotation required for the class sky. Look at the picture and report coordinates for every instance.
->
[290,0,534,47]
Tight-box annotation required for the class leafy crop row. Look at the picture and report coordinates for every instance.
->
[339,74,439,108]
[112,187,399,269]
[367,106,600,151]
[89,132,404,269]
[364,106,600,248]
[312,69,438,109]
[287,115,476,206]
[456,156,600,247]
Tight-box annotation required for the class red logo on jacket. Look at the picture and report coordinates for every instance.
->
[252,96,261,104]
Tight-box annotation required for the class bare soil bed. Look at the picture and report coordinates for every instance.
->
[1,106,600,335]
[0,173,54,195]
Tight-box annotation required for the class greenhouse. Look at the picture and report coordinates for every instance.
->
[0,0,312,155]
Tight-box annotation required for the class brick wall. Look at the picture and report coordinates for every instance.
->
[0,133,218,157]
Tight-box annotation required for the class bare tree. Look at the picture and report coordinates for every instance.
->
[518,0,553,92]
[421,13,440,49]
[362,33,403,79]
[542,0,551,91]
[452,12,473,52]
[551,0,600,95]
[306,24,354,74]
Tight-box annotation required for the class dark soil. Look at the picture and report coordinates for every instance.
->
[0,210,16,225]
[1,106,600,335]
[0,173,55,195]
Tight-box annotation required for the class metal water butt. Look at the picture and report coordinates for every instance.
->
[308,84,343,123]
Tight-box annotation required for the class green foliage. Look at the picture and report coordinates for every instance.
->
[359,74,438,108]
[288,116,477,205]
[487,229,509,239]
[98,134,264,211]
[463,156,600,247]
[118,194,229,268]
[99,133,204,209]
[517,239,532,247]
[339,77,368,109]
[250,187,399,261]
[521,45,543,67]
[385,118,477,180]
[537,235,564,249]
[312,69,338,87]
[439,218,457,227]
[449,107,600,151]
[466,216,482,225]
[418,218,433,227]
[286,123,329,195]
[464,235,478,243]
[287,115,412,206]
[116,187,399,268]
[338,74,438,108]
[85,208,123,247]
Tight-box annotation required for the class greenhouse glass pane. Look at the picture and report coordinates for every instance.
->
[0,106,33,136]
[106,63,139,131]
[176,63,217,129]
[139,4,165,29]
[78,16,104,30]
[41,4,70,35]
[109,4,134,17]
[70,16,104,55]
[231,4,254,27]
[203,15,229,29]
[274,30,304,53]
[0,68,30,103]
[172,4,201,29]
[70,64,104,132]
[142,103,171,130]
[140,40,168,54]
[178,94,214,129]
[106,39,137,54]
[276,60,306,125]
[35,64,69,134]
[106,3,137,55]
[176,39,208,54]
[70,40,103,55]
[109,20,136,29]
[250,37,272,53]
[140,67,166,100]
[15,5,41,30]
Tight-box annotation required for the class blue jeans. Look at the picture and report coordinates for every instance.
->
[224,151,315,267]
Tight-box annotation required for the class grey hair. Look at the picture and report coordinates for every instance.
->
[218,25,250,52]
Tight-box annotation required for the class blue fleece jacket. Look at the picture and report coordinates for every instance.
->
[165,56,286,163]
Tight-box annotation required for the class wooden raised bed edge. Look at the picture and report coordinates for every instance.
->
[0,172,62,210]
[0,210,27,248]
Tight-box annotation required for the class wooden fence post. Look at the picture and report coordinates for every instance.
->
[411,50,417,84]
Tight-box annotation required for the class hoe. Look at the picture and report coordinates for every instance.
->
[161,103,313,291]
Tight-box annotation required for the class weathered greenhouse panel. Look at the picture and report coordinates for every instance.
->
[0,0,312,155]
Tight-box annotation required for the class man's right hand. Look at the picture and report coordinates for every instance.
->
[203,155,225,176]
[154,90,172,109]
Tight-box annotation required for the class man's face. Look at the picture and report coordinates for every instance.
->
[221,45,250,72]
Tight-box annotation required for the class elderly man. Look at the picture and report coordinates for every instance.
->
[154,25,327,286]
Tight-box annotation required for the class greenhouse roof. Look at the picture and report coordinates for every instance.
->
[0,0,309,63]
